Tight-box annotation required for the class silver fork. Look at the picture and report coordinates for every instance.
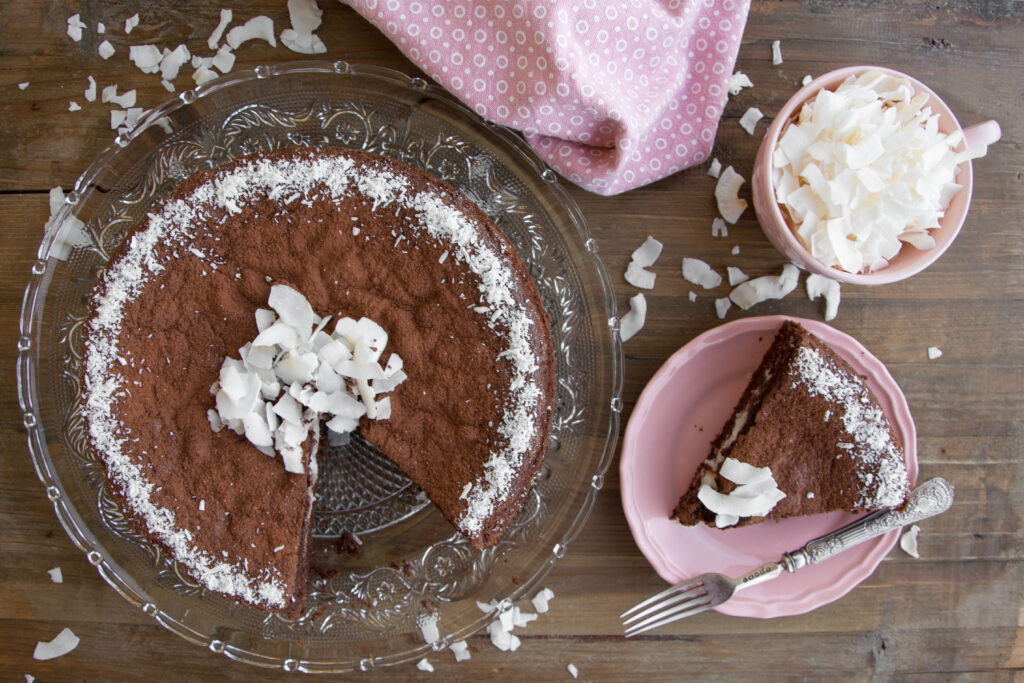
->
[622,477,954,637]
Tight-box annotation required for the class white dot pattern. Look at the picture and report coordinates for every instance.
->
[344,0,751,196]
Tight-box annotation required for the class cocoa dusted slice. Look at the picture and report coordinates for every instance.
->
[673,321,909,528]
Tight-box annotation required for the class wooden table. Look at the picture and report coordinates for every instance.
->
[2,2,1022,679]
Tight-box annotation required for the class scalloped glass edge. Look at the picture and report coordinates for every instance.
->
[16,60,625,673]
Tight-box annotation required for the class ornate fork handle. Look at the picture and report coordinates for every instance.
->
[781,478,954,572]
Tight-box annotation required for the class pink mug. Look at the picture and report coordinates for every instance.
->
[751,65,1001,285]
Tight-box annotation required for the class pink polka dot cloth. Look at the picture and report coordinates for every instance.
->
[342,0,751,196]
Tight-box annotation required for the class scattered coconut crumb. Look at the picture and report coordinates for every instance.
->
[84,76,97,102]
[531,587,554,614]
[927,346,943,360]
[730,263,800,310]
[739,107,764,135]
[486,619,521,652]
[198,499,206,511]
[682,257,722,289]
[18,82,29,90]
[416,658,434,673]
[707,157,722,178]
[802,74,813,86]
[711,217,728,237]
[900,524,921,558]
[226,16,277,50]
[806,273,841,321]
[33,628,79,661]
[208,9,233,49]
[771,39,783,65]
[281,0,328,54]
[807,492,815,499]
[727,71,754,96]
[624,235,663,290]
[619,293,646,343]
[727,266,748,286]
[68,101,81,112]
[193,66,220,86]
[47,567,63,583]
[25,675,35,683]
[714,166,748,224]
[66,14,86,42]
[212,45,236,74]
[687,291,697,303]
[129,45,163,74]
[418,612,440,645]
[160,79,175,92]
[97,21,105,33]
[98,40,115,59]
[568,663,579,679]
[449,640,471,662]
[159,44,191,81]
[125,13,140,34]
[714,297,731,319]
[731,245,740,255]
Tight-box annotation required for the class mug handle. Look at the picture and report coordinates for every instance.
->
[963,120,1001,149]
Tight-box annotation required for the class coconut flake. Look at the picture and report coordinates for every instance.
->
[84,76,97,102]
[682,257,722,289]
[125,13,139,34]
[98,40,115,59]
[900,524,921,558]
[727,71,754,96]
[129,45,162,74]
[731,245,740,255]
[226,16,277,49]
[18,82,29,90]
[624,261,656,290]
[450,640,471,662]
[531,587,554,613]
[192,66,219,86]
[416,658,434,673]
[211,46,236,74]
[715,166,748,224]
[33,628,79,661]
[630,235,663,267]
[806,273,841,321]
[47,567,63,583]
[708,157,722,178]
[698,457,786,526]
[68,101,81,112]
[771,39,783,65]
[727,266,748,286]
[486,620,521,652]
[419,613,440,644]
[208,8,233,49]
[739,107,764,135]
[729,264,800,310]
[711,217,728,237]
[927,346,942,360]
[619,293,646,343]
[687,291,697,303]
[281,0,328,54]
[802,74,813,86]
[159,44,191,81]
[568,663,580,679]
[66,14,85,41]
[714,297,731,319]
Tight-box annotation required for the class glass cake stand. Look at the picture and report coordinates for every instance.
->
[16,62,623,672]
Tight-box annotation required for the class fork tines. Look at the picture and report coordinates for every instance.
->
[621,579,712,637]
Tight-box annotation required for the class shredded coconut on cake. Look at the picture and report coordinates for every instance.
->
[790,346,907,508]
[83,151,542,606]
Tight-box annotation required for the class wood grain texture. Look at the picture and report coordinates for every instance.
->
[1,0,1022,680]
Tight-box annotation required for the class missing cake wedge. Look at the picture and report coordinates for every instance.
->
[673,320,909,528]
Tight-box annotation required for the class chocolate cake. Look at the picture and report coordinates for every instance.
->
[82,147,556,616]
[673,321,909,528]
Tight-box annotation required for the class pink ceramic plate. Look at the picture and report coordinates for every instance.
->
[620,316,918,618]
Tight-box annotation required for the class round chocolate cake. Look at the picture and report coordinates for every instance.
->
[82,147,556,616]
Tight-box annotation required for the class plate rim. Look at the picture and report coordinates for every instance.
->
[620,314,918,618]
[17,61,624,672]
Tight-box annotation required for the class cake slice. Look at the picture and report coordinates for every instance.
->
[673,320,909,528]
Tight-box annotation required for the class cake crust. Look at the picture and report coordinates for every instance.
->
[673,321,908,528]
[83,146,556,614]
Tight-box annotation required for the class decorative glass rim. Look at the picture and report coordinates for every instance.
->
[16,60,625,672]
